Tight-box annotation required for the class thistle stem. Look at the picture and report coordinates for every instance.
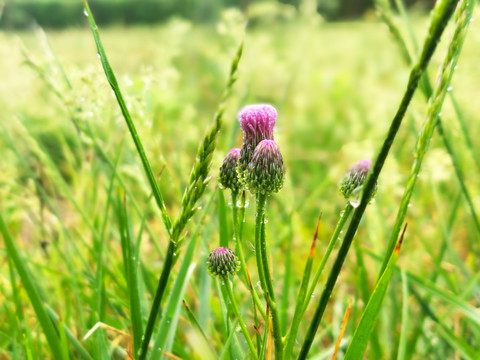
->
[222,276,259,360]
[232,191,266,319]
[256,193,283,359]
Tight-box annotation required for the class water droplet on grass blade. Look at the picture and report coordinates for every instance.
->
[447,86,453,92]
[83,10,89,17]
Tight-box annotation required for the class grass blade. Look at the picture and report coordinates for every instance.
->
[116,191,143,355]
[0,213,64,359]
[343,224,407,359]
[82,0,172,235]
[284,214,321,359]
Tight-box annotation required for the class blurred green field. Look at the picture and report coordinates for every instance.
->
[1,4,480,359]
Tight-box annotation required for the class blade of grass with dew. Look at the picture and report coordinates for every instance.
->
[116,190,143,356]
[353,240,384,359]
[343,224,407,359]
[82,0,172,236]
[182,300,218,359]
[0,213,64,359]
[396,270,409,360]
[284,214,321,359]
[377,0,476,277]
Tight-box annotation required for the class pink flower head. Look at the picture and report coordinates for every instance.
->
[237,104,277,184]
[238,104,277,143]
[340,159,376,204]
[207,247,240,277]
[347,159,372,177]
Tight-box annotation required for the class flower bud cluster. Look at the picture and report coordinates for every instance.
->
[219,104,285,195]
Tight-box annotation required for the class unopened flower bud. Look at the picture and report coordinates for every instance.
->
[237,104,277,184]
[219,148,242,192]
[339,159,376,206]
[207,247,240,277]
[246,140,285,195]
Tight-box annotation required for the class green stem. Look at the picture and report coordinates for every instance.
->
[297,0,458,357]
[222,276,259,360]
[255,194,268,295]
[256,194,284,359]
[233,191,267,320]
[304,203,353,312]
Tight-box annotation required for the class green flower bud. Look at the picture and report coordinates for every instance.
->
[246,140,285,195]
[219,148,242,192]
[339,159,376,207]
[207,247,240,277]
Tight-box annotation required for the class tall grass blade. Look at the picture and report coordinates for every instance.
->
[343,224,407,359]
[82,0,172,235]
[284,214,321,359]
[378,0,476,276]
[0,213,65,359]
[116,191,144,356]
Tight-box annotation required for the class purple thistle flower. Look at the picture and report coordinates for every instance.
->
[219,148,242,192]
[339,159,376,206]
[246,139,285,195]
[207,247,240,277]
[237,104,277,184]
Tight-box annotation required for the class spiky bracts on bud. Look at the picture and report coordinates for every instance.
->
[219,148,242,192]
[246,140,285,195]
[237,104,277,184]
[207,247,240,277]
[339,159,376,203]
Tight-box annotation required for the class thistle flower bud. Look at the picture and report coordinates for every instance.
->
[339,159,376,206]
[219,148,242,192]
[207,247,240,277]
[237,104,277,183]
[246,140,285,195]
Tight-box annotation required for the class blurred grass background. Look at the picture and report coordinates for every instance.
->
[1,0,480,358]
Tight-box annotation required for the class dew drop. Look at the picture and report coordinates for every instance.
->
[264,219,269,224]
[197,206,202,210]
[96,53,101,59]
[83,10,89,17]
[447,86,453,92]
[408,203,412,208]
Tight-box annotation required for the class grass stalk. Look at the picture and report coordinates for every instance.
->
[297,0,458,357]
[222,276,259,359]
[232,190,266,319]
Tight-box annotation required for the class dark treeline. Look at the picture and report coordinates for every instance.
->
[0,0,434,29]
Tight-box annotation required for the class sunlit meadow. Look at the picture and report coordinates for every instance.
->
[1,1,480,359]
